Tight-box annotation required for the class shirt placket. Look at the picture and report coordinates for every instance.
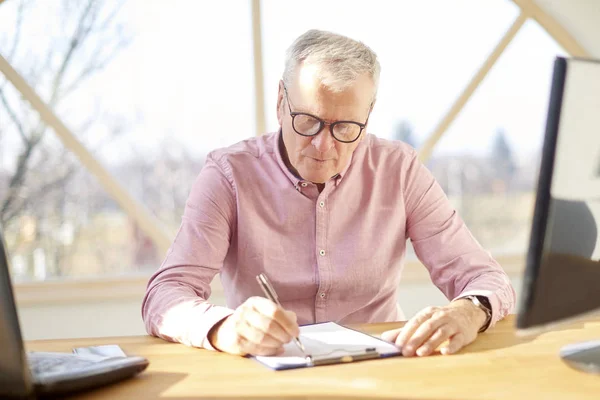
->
[314,186,332,323]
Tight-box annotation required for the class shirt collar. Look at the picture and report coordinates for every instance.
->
[273,128,359,188]
[274,129,303,189]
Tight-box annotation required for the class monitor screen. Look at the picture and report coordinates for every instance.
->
[517,56,600,333]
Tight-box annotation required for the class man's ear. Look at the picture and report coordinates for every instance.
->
[276,80,285,127]
[364,100,376,130]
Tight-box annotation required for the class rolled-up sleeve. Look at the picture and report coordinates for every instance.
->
[142,152,236,349]
[403,152,516,328]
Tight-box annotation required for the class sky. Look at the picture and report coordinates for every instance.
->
[0,0,567,170]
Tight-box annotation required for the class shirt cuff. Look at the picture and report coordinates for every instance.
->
[188,305,234,350]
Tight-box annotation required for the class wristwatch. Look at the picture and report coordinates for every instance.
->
[461,295,492,333]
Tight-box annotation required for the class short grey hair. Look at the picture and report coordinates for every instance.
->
[282,29,380,99]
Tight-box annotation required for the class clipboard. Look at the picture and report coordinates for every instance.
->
[252,322,402,370]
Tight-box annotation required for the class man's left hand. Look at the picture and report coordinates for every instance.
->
[381,299,487,357]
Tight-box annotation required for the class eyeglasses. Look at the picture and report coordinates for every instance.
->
[283,84,370,143]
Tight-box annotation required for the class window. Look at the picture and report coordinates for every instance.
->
[261,0,518,140]
[261,0,519,261]
[429,19,567,258]
[0,0,577,283]
[0,0,255,281]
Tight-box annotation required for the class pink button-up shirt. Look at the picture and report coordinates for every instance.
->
[142,131,515,349]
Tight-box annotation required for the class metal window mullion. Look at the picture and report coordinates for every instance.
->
[418,12,528,162]
[512,0,590,58]
[251,0,266,136]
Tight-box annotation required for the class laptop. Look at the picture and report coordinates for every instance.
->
[0,230,149,399]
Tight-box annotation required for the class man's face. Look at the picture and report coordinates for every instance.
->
[276,66,374,184]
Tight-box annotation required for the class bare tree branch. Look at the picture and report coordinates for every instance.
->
[8,0,26,59]
[0,0,132,277]
[4,140,74,222]
[0,141,33,223]
[97,0,126,33]
[59,34,130,99]
[2,166,76,224]
[2,0,108,220]
[28,167,77,200]
[58,1,131,99]
[29,124,45,147]
[50,0,97,104]
[0,86,27,142]
[0,0,28,145]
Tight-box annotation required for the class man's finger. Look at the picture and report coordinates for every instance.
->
[240,338,281,356]
[440,333,465,355]
[381,328,402,343]
[246,296,279,314]
[395,307,438,350]
[402,313,446,356]
[249,297,300,338]
[237,318,282,348]
[237,320,284,355]
[416,324,457,357]
[244,306,292,344]
[285,309,298,323]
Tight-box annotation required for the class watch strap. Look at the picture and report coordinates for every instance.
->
[462,295,492,333]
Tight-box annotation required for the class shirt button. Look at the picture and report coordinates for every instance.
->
[320,292,326,298]
[301,182,308,187]
[319,201,325,208]
[319,249,326,256]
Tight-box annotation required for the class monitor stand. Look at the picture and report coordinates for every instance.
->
[560,339,600,374]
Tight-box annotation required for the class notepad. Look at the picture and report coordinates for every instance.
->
[253,322,401,370]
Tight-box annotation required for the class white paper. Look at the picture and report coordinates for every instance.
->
[254,322,400,369]
[29,351,107,363]
[28,351,112,377]
[72,344,127,358]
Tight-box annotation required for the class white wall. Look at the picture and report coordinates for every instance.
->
[17,277,523,341]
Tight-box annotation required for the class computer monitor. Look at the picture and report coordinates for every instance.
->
[516,56,600,374]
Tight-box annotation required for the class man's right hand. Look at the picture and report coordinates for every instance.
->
[207,296,300,356]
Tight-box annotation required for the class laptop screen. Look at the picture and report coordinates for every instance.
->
[0,231,35,398]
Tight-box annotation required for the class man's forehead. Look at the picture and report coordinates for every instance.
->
[296,63,322,91]
[292,64,372,91]
[289,67,374,112]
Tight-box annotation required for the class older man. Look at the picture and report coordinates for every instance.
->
[142,29,515,358]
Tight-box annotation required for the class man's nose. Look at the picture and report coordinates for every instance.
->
[311,126,335,153]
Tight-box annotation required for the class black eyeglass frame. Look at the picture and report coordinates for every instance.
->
[282,84,371,144]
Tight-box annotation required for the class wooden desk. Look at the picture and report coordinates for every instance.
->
[26,315,600,399]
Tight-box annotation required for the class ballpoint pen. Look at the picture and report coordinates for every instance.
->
[256,273,306,354]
